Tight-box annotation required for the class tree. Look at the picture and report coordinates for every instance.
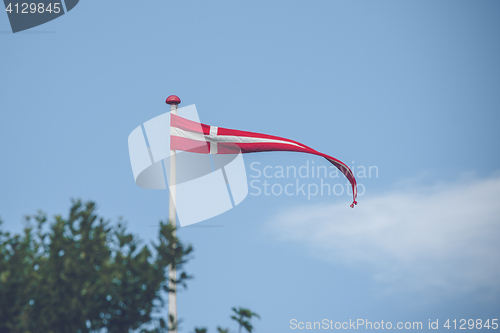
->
[0,199,192,333]
[1,200,261,333]
[193,328,207,333]
[190,306,260,333]
[230,307,260,333]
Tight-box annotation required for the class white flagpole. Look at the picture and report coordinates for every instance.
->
[166,94,180,332]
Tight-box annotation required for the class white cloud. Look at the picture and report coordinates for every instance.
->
[267,174,500,294]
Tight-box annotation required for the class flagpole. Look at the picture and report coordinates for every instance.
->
[166,94,181,332]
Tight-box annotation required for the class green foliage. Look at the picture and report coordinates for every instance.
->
[0,199,192,333]
[188,307,260,333]
[230,307,260,333]
[193,328,207,333]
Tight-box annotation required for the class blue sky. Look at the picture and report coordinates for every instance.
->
[1,0,499,331]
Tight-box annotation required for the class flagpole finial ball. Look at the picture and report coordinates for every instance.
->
[166,95,181,105]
